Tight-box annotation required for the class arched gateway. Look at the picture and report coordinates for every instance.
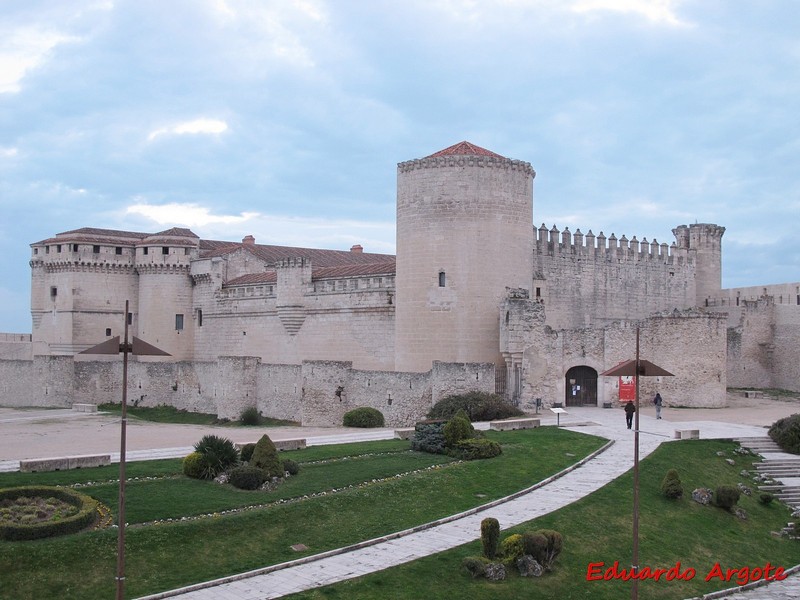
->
[565,366,598,406]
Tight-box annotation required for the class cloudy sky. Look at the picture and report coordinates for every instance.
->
[1,0,798,332]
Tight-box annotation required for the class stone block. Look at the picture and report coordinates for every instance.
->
[489,418,540,431]
[394,427,415,440]
[19,457,70,472]
[68,454,110,469]
[72,403,98,412]
[675,429,700,440]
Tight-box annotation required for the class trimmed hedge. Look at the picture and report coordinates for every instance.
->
[715,485,741,510]
[768,413,800,454]
[343,407,385,428]
[228,466,266,490]
[182,452,207,480]
[450,438,502,461]
[0,486,98,541]
[427,391,523,421]
[661,468,683,499]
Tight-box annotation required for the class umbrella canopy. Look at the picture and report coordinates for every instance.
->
[600,359,674,377]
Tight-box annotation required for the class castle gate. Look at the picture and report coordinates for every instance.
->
[565,366,598,406]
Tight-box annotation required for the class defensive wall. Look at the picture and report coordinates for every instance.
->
[0,356,493,427]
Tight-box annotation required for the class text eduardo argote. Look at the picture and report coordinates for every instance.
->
[586,561,787,586]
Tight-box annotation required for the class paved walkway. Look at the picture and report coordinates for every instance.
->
[127,409,799,600]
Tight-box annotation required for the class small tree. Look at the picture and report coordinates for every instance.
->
[661,468,683,499]
[443,409,474,448]
[481,517,500,559]
[251,434,283,479]
[715,485,741,511]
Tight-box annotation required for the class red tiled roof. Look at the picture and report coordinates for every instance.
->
[226,272,277,286]
[152,227,199,238]
[224,260,396,287]
[199,240,394,268]
[427,141,504,159]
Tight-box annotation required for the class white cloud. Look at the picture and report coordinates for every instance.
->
[126,201,255,226]
[147,118,229,142]
[0,27,80,93]
[570,0,689,26]
[0,147,19,158]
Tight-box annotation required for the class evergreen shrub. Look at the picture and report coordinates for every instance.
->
[251,434,284,479]
[661,468,683,499]
[500,533,525,564]
[759,493,774,505]
[768,413,800,454]
[443,409,474,448]
[715,485,741,510]
[411,421,447,455]
[462,556,489,578]
[282,458,300,476]
[343,407,385,428]
[193,435,239,479]
[228,466,266,490]
[240,443,256,463]
[523,529,563,571]
[182,452,207,479]
[451,438,502,460]
[480,517,500,559]
[239,406,261,426]
[427,391,523,421]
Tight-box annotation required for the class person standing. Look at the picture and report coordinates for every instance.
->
[654,392,663,419]
[624,401,635,429]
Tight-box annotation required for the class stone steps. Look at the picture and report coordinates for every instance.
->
[736,436,800,511]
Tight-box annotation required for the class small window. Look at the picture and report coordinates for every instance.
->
[72,244,79,252]
[57,244,62,253]
[438,272,446,287]
[197,309,203,327]
[33,248,38,255]
[175,314,184,330]
[105,328,112,337]
[143,247,149,255]
[50,286,57,298]
[93,245,100,253]
[115,247,122,255]
[162,247,169,255]
[45,246,50,254]
[185,248,191,255]
[535,287,541,298]
[127,312,133,325]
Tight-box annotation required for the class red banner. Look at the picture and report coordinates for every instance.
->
[619,376,636,402]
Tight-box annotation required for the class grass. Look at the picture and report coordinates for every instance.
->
[0,427,603,600]
[98,403,299,426]
[285,439,799,600]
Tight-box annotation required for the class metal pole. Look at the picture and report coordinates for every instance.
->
[116,300,129,600]
[632,327,640,600]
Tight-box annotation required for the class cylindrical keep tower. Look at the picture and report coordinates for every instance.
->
[394,141,535,372]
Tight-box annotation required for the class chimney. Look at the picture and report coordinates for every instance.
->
[242,235,256,246]
[350,244,363,253]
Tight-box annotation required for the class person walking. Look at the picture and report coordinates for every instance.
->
[624,401,635,429]
[654,392,663,419]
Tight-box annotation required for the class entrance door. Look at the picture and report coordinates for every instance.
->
[565,366,598,407]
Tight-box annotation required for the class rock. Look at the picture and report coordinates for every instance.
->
[733,507,747,520]
[740,470,750,477]
[737,483,752,496]
[692,488,713,505]
[716,451,726,456]
[214,473,229,484]
[725,458,735,466]
[517,555,544,577]
[484,562,506,581]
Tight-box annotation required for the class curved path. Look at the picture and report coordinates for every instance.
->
[130,409,799,600]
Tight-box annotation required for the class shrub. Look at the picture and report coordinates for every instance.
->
[524,529,563,571]
[759,492,775,505]
[251,434,284,479]
[282,458,300,476]
[194,435,239,479]
[182,452,207,479]
[661,468,683,499]
[768,413,800,454]
[450,438,502,461]
[500,533,525,564]
[240,443,256,463]
[443,410,474,448]
[715,485,741,510]
[228,466,266,490]
[481,517,500,559]
[411,421,447,455]
[0,486,99,541]
[462,556,489,578]
[239,406,261,426]
[343,407,385,428]
[428,391,523,421]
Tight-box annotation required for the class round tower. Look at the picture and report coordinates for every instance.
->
[394,141,535,372]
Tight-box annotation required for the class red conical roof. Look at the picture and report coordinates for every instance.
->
[426,141,504,159]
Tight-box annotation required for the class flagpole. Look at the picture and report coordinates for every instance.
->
[632,326,640,600]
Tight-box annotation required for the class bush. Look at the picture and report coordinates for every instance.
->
[768,413,800,454]
[500,533,525,564]
[523,529,563,571]
[240,443,256,464]
[759,492,775,505]
[450,438,502,461]
[427,391,524,421]
[343,407,385,428]
[228,466,266,490]
[182,452,207,479]
[282,458,300,476]
[239,406,261,426]
[462,556,489,578]
[481,517,500,559]
[661,468,683,499]
[251,434,284,479]
[443,410,474,448]
[411,421,447,455]
[194,435,239,479]
[0,486,99,541]
[715,485,741,510]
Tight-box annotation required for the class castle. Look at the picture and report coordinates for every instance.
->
[1,141,798,425]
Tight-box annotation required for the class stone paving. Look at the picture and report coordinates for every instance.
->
[1,405,798,599]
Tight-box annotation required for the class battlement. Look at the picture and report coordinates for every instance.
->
[534,224,686,264]
[397,155,535,177]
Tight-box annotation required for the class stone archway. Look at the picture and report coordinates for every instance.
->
[565,366,598,407]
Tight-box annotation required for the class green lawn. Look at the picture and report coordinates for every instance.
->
[0,427,603,600]
[286,439,799,600]
[97,402,300,426]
